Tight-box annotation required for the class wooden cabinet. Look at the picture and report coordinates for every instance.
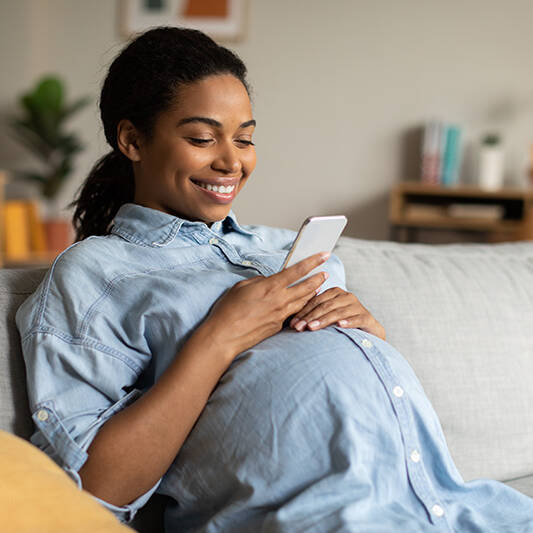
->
[389,182,533,243]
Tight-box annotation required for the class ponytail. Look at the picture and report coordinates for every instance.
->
[70,151,134,241]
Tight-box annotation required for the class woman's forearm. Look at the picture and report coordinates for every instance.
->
[79,324,235,507]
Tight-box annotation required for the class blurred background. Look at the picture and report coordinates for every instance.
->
[1,0,533,266]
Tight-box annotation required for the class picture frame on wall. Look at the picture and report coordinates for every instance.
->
[119,0,248,42]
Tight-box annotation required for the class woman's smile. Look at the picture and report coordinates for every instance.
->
[190,177,240,204]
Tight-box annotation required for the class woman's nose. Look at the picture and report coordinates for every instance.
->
[211,142,242,174]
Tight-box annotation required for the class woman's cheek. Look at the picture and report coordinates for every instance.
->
[244,148,257,175]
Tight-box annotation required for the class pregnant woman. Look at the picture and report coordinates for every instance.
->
[16,27,533,532]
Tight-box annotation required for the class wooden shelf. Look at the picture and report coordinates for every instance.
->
[392,181,533,200]
[389,181,533,242]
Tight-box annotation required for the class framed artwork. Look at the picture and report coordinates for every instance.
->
[119,0,248,42]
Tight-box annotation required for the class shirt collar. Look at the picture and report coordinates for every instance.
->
[110,203,259,247]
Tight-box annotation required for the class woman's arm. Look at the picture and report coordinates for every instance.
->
[79,252,330,507]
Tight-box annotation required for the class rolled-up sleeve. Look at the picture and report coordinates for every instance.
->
[20,328,161,523]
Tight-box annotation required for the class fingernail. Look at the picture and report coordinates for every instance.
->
[323,272,329,280]
[295,320,307,331]
[338,319,348,327]
[289,317,299,328]
[320,252,331,261]
[308,320,320,329]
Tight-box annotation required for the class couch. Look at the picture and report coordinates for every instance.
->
[1,236,533,532]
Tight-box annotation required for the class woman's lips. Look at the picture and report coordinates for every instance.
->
[190,179,238,204]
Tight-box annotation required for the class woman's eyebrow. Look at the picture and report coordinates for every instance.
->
[177,117,256,128]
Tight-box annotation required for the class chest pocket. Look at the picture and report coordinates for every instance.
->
[239,249,288,276]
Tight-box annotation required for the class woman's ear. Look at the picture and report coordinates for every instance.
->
[117,119,142,162]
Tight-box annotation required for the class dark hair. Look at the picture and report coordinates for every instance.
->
[70,26,250,241]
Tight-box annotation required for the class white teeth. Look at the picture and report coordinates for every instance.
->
[195,181,235,194]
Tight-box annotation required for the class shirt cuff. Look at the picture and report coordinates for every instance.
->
[65,467,161,523]
[31,388,160,523]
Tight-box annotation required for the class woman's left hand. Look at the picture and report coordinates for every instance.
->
[288,287,386,340]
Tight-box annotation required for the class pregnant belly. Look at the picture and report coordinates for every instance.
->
[160,327,408,527]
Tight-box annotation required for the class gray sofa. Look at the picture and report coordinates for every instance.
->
[1,236,533,532]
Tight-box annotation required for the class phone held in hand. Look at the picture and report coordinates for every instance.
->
[281,215,348,284]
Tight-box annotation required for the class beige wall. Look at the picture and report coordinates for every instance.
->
[1,0,533,238]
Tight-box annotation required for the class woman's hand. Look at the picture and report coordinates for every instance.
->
[288,287,386,340]
[201,252,331,360]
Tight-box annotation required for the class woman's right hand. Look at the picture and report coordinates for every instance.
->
[200,252,331,360]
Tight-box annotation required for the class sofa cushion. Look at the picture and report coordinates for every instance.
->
[0,429,132,532]
[334,238,533,483]
[0,268,47,438]
[505,474,533,498]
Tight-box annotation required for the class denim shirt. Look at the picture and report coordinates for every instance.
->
[15,204,342,518]
[16,204,533,531]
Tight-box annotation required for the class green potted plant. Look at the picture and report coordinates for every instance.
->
[9,75,90,252]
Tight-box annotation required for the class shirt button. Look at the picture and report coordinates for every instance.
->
[431,504,444,517]
[361,339,373,348]
[37,409,49,422]
[393,386,404,398]
[241,260,252,267]
[410,449,421,463]
[209,237,219,245]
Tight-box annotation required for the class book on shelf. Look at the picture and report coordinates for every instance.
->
[2,200,48,262]
[404,204,448,220]
[420,121,461,186]
[447,203,504,220]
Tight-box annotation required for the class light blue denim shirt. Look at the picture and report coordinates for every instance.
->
[16,204,533,531]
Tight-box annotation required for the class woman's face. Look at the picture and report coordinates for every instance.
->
[130,74,256,225]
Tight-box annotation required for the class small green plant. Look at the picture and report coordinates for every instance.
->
[9,75,90,199]
[481,133,501,146]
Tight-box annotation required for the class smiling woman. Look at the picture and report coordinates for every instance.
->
[14,25,533,533]
[118,74,257,223]
[70,26,255,240]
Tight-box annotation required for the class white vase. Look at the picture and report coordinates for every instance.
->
[478,146,504,190]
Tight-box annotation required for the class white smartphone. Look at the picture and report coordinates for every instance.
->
[281,215,347,283]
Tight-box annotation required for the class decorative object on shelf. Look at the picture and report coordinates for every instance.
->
[478,133,504,190]
[119,0,249,42]
[8,75,90,259]
[9,75,90,200]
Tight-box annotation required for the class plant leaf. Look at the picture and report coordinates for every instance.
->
[34,76,64,114]
[59,96,91,121]
[15,170,47,184]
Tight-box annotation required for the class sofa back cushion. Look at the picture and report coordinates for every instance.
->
[0,268,47,438]
[334,237,533,483]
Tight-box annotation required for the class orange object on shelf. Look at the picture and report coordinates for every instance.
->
[2,201,31,261]
[26,201,47,254]
[44,219,73,256]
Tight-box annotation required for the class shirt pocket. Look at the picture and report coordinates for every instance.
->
[243,249,288,275]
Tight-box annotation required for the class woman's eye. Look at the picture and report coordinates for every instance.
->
[236,139,255,146]
[187,138,212,145]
